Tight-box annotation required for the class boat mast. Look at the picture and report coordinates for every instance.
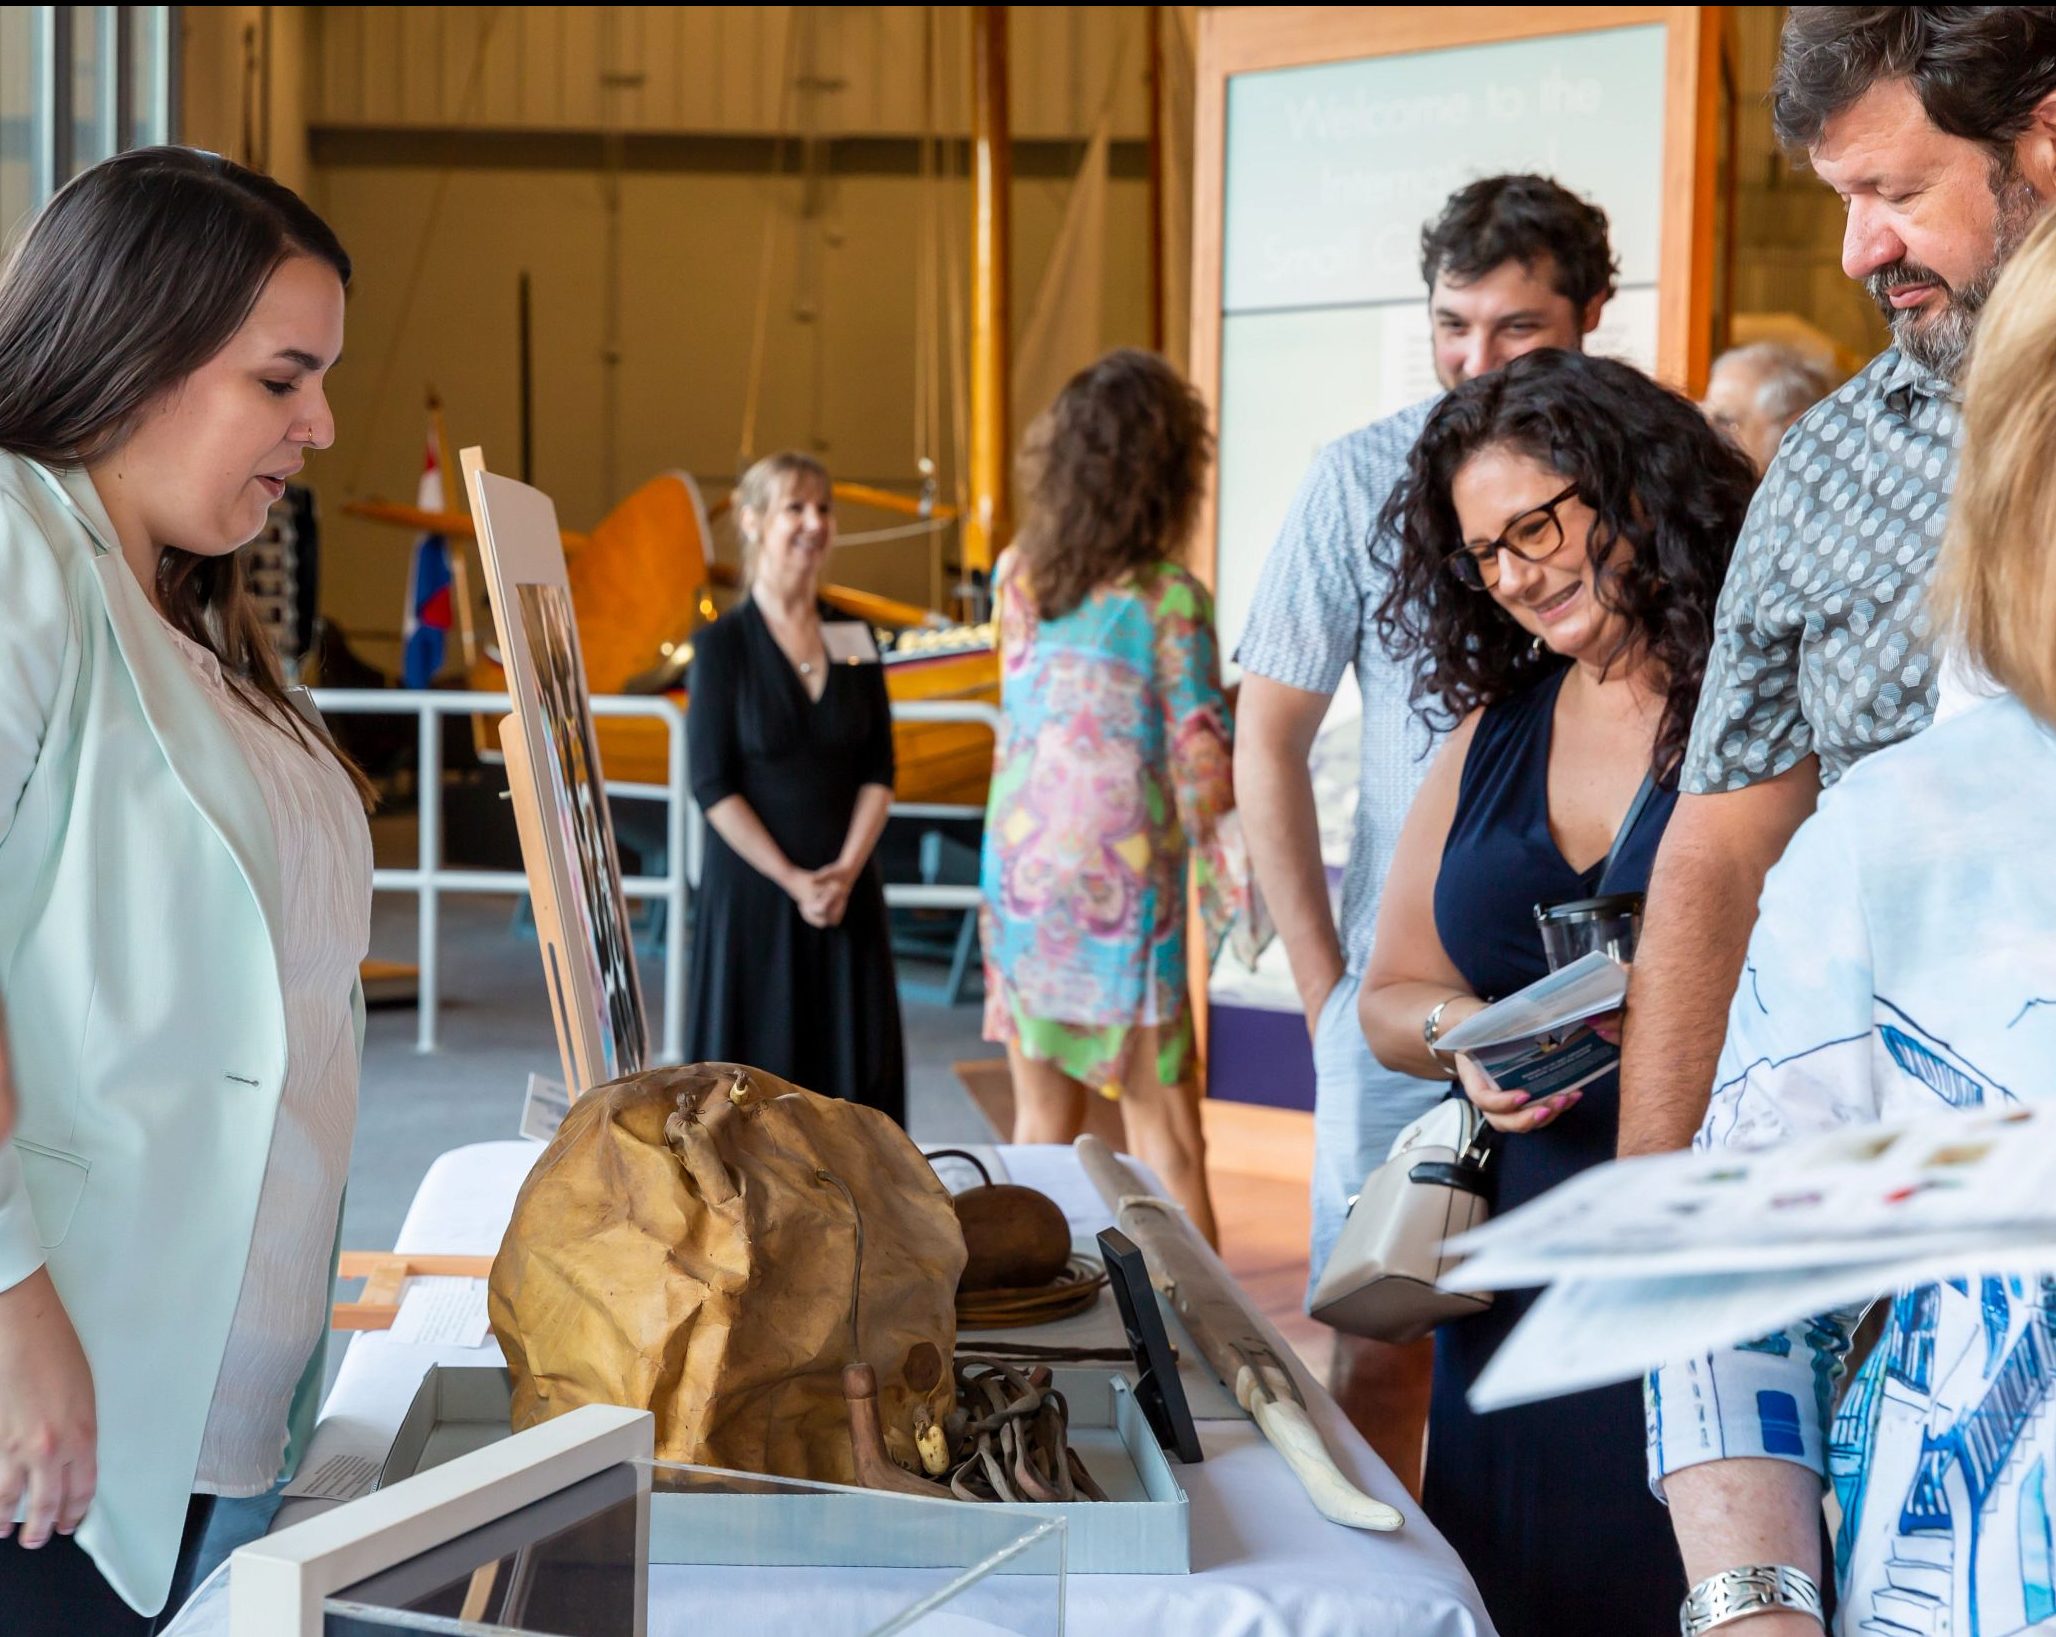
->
[965,5,1012,578]
[1147,5,1165,355]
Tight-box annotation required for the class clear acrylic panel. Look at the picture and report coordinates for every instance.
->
[0,6,46,240]
[321,1458,1065,1637]
[67,5,117,178]
[125,5,172,147]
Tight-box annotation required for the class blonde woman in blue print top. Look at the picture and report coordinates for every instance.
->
[1652,213,2056,1637]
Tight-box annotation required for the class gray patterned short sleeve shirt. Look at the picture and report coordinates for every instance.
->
[1683,347,1961,792]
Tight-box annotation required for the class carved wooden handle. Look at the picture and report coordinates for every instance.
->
[842,1363,951,1499]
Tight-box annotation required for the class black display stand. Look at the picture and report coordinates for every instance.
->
[1096,1227,1204,1464]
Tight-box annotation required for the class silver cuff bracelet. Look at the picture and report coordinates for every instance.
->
[1680,1564,1825,1636]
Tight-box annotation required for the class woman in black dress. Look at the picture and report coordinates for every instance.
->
[1358,351,1756,1635]
[684,452,905,1122]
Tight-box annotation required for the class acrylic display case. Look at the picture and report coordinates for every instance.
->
[229,1405,1067,1637]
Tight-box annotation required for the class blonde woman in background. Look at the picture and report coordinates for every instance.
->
[1653,210,2056,1637]
[683,453,906,1121]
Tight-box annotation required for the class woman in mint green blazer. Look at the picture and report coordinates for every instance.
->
[0,150,372,1631]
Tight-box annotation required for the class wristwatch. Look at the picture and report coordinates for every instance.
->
[1679,1565,1825,1635]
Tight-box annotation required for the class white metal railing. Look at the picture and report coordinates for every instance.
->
[313,688,691,1060]
[315,689,999,1058]
[878,700,998,911]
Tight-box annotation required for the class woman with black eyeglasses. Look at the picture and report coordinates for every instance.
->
[1356,349,1754,1637]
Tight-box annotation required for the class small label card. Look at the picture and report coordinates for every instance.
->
[822,621,882,664]
[520,1072,571,1143]
[282,1451,382,1503]
[390,1276,492,1347]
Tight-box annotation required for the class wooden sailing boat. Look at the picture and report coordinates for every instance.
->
[344,7,1039,809]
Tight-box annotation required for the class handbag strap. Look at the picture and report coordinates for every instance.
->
[1595,771,1658,896]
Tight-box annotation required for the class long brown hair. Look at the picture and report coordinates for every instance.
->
[1374,350,1755,781]
[1012,349,1212,620]
[0,146,371,804]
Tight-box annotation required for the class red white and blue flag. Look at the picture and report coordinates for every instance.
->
[401,429,453,689]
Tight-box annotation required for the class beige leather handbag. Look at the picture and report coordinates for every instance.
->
[1308,1097,1494,1344]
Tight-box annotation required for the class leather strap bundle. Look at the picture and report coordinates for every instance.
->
[945,1358,1108,1503]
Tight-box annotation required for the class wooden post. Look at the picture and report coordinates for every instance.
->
[965,5,1012,574]
[1146,6,1165,356]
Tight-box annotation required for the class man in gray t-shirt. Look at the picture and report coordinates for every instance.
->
[1234,175,1618,1474]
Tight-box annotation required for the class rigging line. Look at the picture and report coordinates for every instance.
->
[802,8,829,455]
[737,5,805,471]
[912,4,935,471]
[937,11,971,524]
[917,5,944,612]
[836,515,956,547]
[343,7,508,496]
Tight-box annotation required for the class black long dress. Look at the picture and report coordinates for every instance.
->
[1425,667,1682,1636]
[683,599,906,1122]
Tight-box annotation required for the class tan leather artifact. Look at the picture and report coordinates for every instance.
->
[488,1061,965,1484]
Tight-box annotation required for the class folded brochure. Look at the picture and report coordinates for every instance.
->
[1431,951,1627,1099]
[1443,1102,2056,1410]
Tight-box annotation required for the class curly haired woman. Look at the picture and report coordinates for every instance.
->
[1358,348,1756,1635]
[979,349,1244,1245]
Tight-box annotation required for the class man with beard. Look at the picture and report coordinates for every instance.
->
[1618,8,2056,1170]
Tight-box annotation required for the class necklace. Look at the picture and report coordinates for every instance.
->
[754,589,823,681]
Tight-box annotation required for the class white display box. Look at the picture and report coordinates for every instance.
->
[233,1402,1065,1636]
[384,1365,1190,1575]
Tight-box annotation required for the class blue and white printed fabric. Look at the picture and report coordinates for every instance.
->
[1648,695,2056,1637]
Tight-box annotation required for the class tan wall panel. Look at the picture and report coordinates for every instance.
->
[359,6,402,126]
[309,161,1152,669]
[399,7,441,125]
[308,5,1148,138]
[677,7,730,129]
[637,7,683,132]
[558,9,603,130]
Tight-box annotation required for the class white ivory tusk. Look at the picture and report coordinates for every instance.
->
[1250,1395,1405,1533]
[1079,1133,1404,1534]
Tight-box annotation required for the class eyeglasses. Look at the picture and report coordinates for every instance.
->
[1443,484,1581,590]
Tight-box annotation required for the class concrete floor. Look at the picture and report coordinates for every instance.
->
[344,890,1003,1261]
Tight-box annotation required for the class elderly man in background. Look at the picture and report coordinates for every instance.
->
[1702,341,1839,476]
[1233,173,1617,1485]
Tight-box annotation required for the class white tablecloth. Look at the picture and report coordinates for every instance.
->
[169,1141,1492,1637]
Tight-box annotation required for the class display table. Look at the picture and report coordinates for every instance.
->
[168,1141,1493,1637]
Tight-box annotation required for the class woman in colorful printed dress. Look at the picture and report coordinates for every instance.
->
[979,349,1240,1246]
[1652,209,2056,1637]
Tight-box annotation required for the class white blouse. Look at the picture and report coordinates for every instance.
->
[158,618,372,1497]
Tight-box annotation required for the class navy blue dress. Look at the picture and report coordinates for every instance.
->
[1425,668,1682,1637]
